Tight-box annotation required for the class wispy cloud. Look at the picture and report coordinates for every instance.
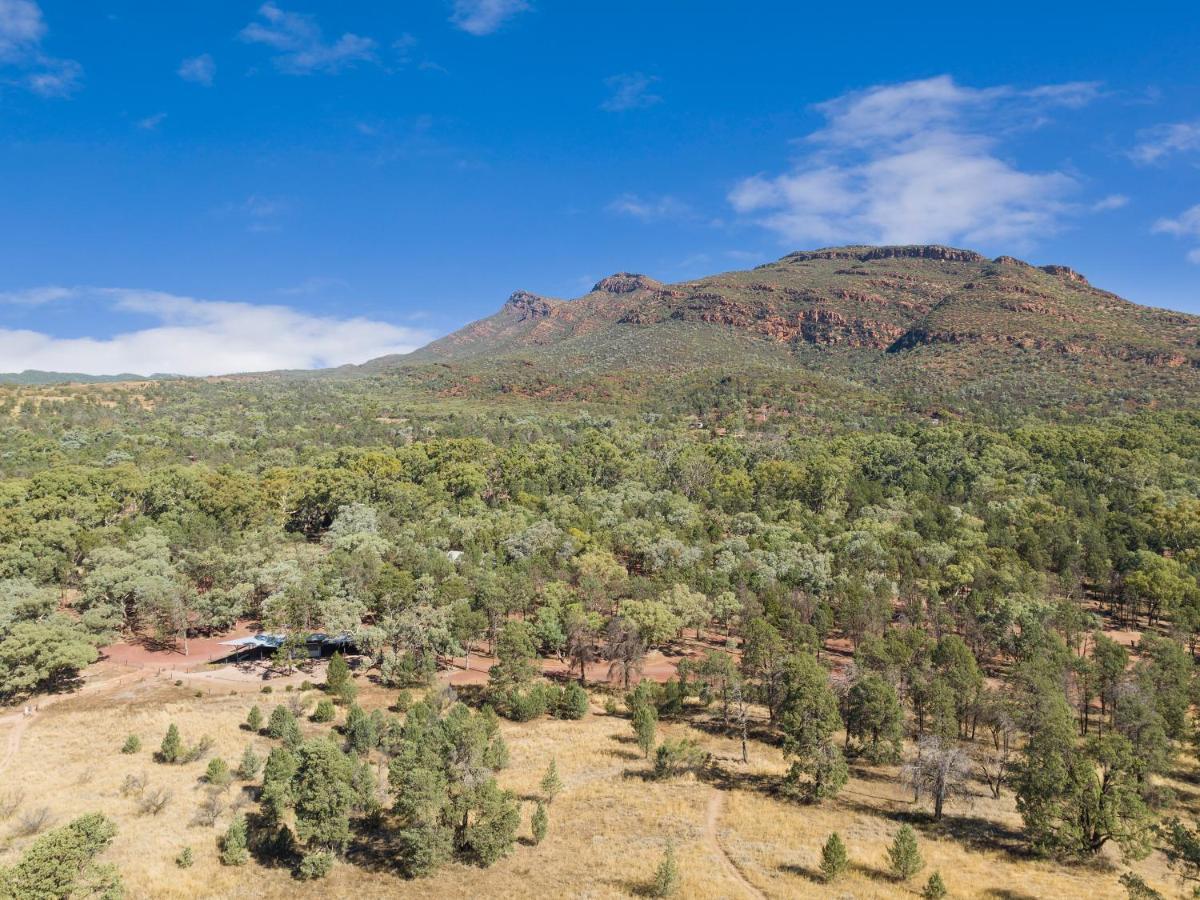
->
[606,193,694,223]
[1153,204,1200,263]
[178,53,215,86]
[1091,193,1129,212]
[601,72,661,112]
[729,75,1105,249]
[217,194,290,233]
[1130,120,1200,164]
[137,112,167,131]
[450,0,529,36]
[0,285,72,305]
[0,0,82,96]
[0,288,432,376]
[240,3,376,75]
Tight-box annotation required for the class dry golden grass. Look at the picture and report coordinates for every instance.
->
[0,664,1189,899]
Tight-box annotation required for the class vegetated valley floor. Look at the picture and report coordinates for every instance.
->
[0,642,1190,900]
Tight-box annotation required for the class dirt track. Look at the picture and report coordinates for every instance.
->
[706,790,767,899]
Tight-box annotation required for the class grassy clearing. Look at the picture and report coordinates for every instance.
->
[0,665,1187,898]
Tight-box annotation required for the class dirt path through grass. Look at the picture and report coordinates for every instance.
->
[0,668,148,777]
[706,790,767,899]
[0,712,29,777]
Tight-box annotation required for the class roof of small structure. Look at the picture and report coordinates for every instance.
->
[218,632,353,649]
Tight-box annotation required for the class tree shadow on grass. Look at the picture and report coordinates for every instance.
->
[686,715,783,749]
[698,762,780,800]
[344,823,406,876]
[608,876,665,898]
[603,746,642,761]
[778,862,824,882]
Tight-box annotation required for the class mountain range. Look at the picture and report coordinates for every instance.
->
[8,245,1199,418]
[357,245,1200,416]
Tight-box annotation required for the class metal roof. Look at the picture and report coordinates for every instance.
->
[218,632,353,649]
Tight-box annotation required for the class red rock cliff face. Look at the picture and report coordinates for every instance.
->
[622,293,908,348]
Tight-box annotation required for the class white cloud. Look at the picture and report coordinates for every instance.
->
[0,0,43,58]
[1153,203,1200,263]
[0,285,72,305]
[728,75,1106,249]
[1131,120,1200,164]
[1091,193,1129,212]
[606,193,693,222]
[240,3,376,74]
[137,112,167,131]
[0,0,81,96]
[178,53,215,86]
[601,72,661,112]
[0,288,432,376]
[450,0,529,36]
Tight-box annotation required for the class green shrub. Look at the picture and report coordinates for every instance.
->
[237,746,262,780]
[503,686,549,722]
[531,801,548,846]
[218,815,249,866]
[121,734,141,755]
[653,738,705,780]
[311,698,336,723]
[157,724,183,764]
[204,757,232,787]
[297,851,334,880]
[922,870,948,900]
[540,759,563,803]
[267,705,297,740]
[175,846,194,869]
[182,736,214,764]
[820,832,848,882]
[650,842,680,897]
[887,825,924,880]
[554,683,589,719]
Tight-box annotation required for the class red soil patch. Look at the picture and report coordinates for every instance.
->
[101,621,259,672]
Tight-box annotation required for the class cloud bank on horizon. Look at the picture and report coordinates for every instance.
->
[0,289,431,377]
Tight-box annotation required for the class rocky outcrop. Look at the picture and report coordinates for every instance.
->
[785,245,987,264]
[592,273,663,294]
[502,291,558,321]
[1040,265,1089,284]
[992,255,1033,268]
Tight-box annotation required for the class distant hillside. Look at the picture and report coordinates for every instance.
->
[358,245,1200,416]
[0,370,169,385]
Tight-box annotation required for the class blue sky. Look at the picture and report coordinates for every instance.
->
[0,0,1197,375]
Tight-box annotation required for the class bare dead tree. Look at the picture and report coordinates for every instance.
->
[566,619,598,686]
[139,787,172,817]
[15,807,53,836]
[190,789,225,826]
[903,736,973,821]
[605,616,646,689]
[731,681,750,764]
[0,790,24,820]
[977,696,1016,799]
